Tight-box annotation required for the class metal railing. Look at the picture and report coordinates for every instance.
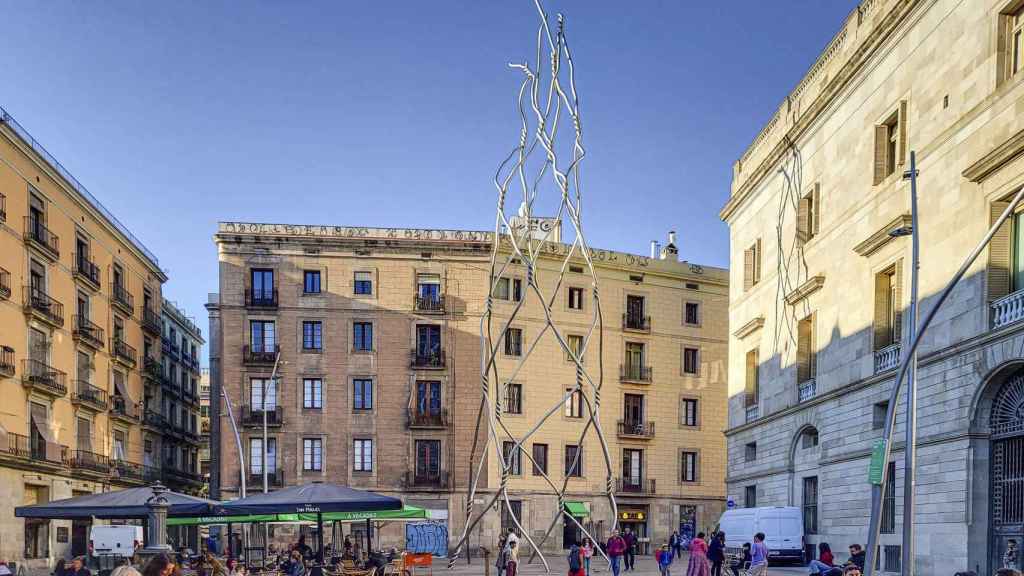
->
[411,349,445,368]
[798,379,817,403]
[243,344,279,365]
[414,295,445,313]
[110,338,137,366]
[111,283,134,313]
[248,469,284,487]
[0,267,10,299]
[616,420,655,439]
[112,459,145,482]
[70,450,110,474]
[245,288,278,308]
[4,432,30,458]
[405,469,449,488]
[24,217,59,258]
[24,286,64,326]
[21,359,67,395]
[143,410,166,429]
[241,405,284,427]
[874,343,901,373]
[0,346,14,377]
[992,289,1024,328]
[73,315,105,349]
[142,307,161,334]
[73,252,100,287]
[1,106,160,267]
[144,356,161,380]
[110,395,140,421]
[616,477,656,494]
[619,363,652,383]
[745,404,759,423]
[623,313,651,332]
[72,381,109,410]
[409,408,448,429]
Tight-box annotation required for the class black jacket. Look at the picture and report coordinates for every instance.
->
[850,551,866,570]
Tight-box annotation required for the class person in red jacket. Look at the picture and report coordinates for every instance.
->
[606,531,627,576]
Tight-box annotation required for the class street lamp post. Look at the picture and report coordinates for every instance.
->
[262,352,283,494]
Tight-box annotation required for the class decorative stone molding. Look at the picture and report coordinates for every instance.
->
[962,127,1024,183]
[784,275,826,306]
[852,214,911,257]
[733,316,765,339]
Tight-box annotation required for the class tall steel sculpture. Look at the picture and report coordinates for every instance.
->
[448,1,616,571]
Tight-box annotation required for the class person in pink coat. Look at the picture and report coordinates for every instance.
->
[686,532,711,576]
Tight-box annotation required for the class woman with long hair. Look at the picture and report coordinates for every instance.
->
[685,531,710,576]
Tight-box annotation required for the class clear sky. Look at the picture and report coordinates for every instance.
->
[1,1,856,333]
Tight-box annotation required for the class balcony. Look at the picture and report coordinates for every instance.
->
[21,359,67,397]
[111,460,146,484]
[111,283,134,315]
[69,450,110,476]
[201,420,210,435]
[23,286,64,328]
[241,405,284,428]
[411,349,445,369]
[745,404,759,423]
[616,477,656,495]
[30,436,68,467]
[408,408,448,429]
[620,363,653,384]
[182,386,198,405]
[993,289,1024,328]
[0,346,14,378]
[798,379,817,403]
[164,467,203,486]
[243,344,279,365]
[405,470,449,489]
[617,420,655,440]
[110,396,140,423]
[162,378,181,399]
[623,313,651,333]
[874,343,901,373]
[0,267,10,300]
[110,338,137,368]
[1,432,30,460]
[414,295,445,314]
[144,465,162,483]
[142,307,161,335]
[73,316,105,350]
[24,217,59,261]
[245,288,278,309]
[143,356,161,381]
[248,469,285,488]
[73,253,101,290]
[142,410,166,430]
[72,381,108,411]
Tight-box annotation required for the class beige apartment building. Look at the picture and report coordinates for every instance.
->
[0,106,166,568]
[721,0,1024,572]
[208,221,728,554]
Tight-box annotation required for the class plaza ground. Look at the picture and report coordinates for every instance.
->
[443,552,808,575]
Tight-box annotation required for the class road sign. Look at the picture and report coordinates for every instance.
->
[869,439,887,485]
[726,496,736,509]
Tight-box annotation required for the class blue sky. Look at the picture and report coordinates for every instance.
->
[1,1,855,331]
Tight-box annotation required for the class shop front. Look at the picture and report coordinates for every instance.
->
[618,507,649,555]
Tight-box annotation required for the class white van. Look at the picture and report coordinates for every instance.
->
[90,525,143,558]
[717,507,804,563]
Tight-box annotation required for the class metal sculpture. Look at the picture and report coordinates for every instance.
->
[448,0,616,571]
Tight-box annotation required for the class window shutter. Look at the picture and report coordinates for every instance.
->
[755,238,763,283]
[796,317,810,382]
[745,349,759,406]
[893,260,904,343]
[873,272,890,349]
[873,125,888,185]
[812,183,821,235]
[743,248,754,291]
[808,312,817,378]
[897,100,908,166]
[989,201,1012,302]
[797,197,810,246]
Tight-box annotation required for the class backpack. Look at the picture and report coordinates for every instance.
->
[568,546,581,572]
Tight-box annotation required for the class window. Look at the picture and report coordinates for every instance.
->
[501,500,523,537]
[797,313,817,383]
[797,184,821,244]
[625,295,646,329]
[502,441,522,475]
[624,342,645,377]
[802,428,820,449]
[681,450,698,483]
[568,287,584,310]
[415,381,442,416]
[354,271,373,295]
[743,239,762,290]
[353,379,373,411]
[744,442,757,462]
[353,439,374,472]
[565,444,582,477]
[802,476,818,535]
[874,263,902,350]
[77,417,91,451]
[494,277,523,302]
[416,324,441,359]
[504,327,523,356]
[113,430,127,461]
[882,545,902,573]
[303,378,323,409]
[249,437,278,474]
[250,268,274,299]
[1007,4,1024,81]
[564,387,583,418]
[681,398,699,427]
[532,443,548,476]
[303,271,321,294]
[504,383,523,415]
[745,485,757,508]
[881,461,896,533]
[566,334,584,363]
[873,401,889,431]
[353,322,373,351]
[303,438,322,471]
[417,273,441,302]
[302,321,322,351]
[623,448,643,487]
[873,104,906,185]
[415,440,441,478]
[683,347,700,375]
[684,301,700,326]
[250,378,277,410]
[745,348,760,407]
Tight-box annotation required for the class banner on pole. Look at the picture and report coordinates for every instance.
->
[869,439,886,485]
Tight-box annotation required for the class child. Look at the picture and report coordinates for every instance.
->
[657,543,673,576]
[1008,540,1020,570]
[506,540,519,576]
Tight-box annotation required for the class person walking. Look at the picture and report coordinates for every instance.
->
[708,532,725,576]
[606,530,626,576]
[582,537,595,576]
[685,532,710,576]
[669,532,679,564]
[657,544,673,576]
[568,539,586,576]
[747,533,769,576]
[506,540,519,576]
[674,531,684,561]
[495,536,508,576]
[623,528,637,572]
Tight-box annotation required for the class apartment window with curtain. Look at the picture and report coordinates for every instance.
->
[353,439,373,472]
[354,271,373,295]
[623,448,643,489]
[249,437,277,475]
[417,273,441,302]
[353,322,373,351]
[532,443,548,476]
[415,440,441,478]
[303,378,322,409]
[113,430,126,462]
[303,271,321,294]
[502,441,522,475]
[504,327,523,356]
[415,381,442,416]
[503,383,523,415]
[303,438,322,471]
[353,378,373,411]
[566,334,584,363]
[250,320,275,352]
[302,321,322,351]
[564,387,583,418]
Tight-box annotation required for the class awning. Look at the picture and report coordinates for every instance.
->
[15,486,221,519]
[217,482,402,516]
[167,505,427,526]
[564,502,588,517]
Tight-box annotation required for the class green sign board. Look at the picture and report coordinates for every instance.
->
[868,439,887,485]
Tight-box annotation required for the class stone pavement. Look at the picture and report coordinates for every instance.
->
[442,552,808,575]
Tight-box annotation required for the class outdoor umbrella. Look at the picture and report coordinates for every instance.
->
[14,486,221,519]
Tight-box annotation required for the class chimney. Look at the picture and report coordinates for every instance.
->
[650,241,658,259]
[661,230,679,261]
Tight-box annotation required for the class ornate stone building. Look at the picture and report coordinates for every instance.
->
[721,0,1024,573]
[207,221,728,553]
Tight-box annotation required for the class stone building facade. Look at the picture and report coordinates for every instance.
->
[0,105,166,568]
[208,221,728,554]
[721,0,1024,573]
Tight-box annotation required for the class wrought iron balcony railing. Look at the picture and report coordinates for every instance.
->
[243,344,278,365]
[408,408,448,429]
[619,363,653,383]
[24,217,59,260]
[21,359,67,396]
[142,307,161,335]
[616,477,656,494]
[24,286,64,327]
[112,459,145,483]
[73,315,105,349]
[3,432,30,459]
[616,420,656,439]
[248,469,285,488]
[245,288,278,308]
[411,348,445,369]
[0,346,14,378]
[143,410,166,429]
[74,252,100,289]
[241,405,284,427]
[0,267,10,300]
[111,338,137,367]
[414,294,445,313]
[111,283,134,315]
[70,450,110,475]
[72,381,109,411]
[110,395,140,422]
[623,313,651,332]
[405,469,449,488]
